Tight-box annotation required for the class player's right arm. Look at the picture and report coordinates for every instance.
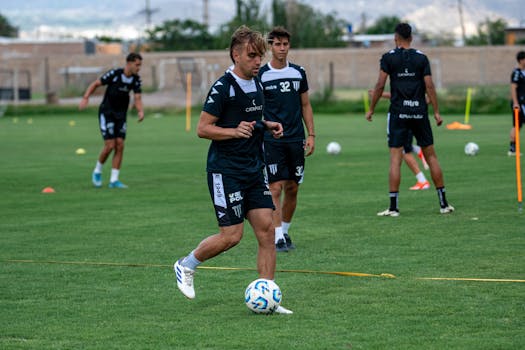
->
[424,75,442,126]
[78,79,102,110]
[197,111,256,140]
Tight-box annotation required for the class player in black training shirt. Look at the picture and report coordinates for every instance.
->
[508,51,525,156]
[173,26,292,314]
[258,26,315,252]
[79,53,144,189]
[366,23,454,216]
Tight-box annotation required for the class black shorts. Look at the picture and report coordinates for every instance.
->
[207,170,274,227]
[99,111,127,140]
[511,103,525,128]
[387,112,433,148]
[403,130,415,154]
[264,141,305,184]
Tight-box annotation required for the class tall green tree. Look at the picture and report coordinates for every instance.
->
[214,0,270,50]
[465,18,507,46]
[364,16,402,34]
[146,19,217,51]
[271,0,346,48]
[0,13,18,37]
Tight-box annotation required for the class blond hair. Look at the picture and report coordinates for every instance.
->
[229,25,267,63]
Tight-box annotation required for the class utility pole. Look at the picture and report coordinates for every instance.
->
[203,0,209,27]
[457,0,467,44]
[139,0,159,30]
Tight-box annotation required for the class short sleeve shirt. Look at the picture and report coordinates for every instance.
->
[202,72,266,175]
[258,62,308,142]
[99,68,142,117]
[511,68,525,103]
[380,48,430,115]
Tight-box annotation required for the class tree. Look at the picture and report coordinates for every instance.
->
[271,0,346,48]
[214,0,270,50]
[364,16,402,34]
[465,18,507,46]
[0,13,18,37]
[146,19,217,51]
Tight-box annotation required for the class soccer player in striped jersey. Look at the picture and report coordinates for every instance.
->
[258,27,315,252]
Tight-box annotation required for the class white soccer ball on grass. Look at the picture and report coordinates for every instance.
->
[326,141,342,155]
[464,142,479,156]
[245,278,282,314]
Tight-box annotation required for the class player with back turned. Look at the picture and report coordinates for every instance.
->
[366,23,454,216]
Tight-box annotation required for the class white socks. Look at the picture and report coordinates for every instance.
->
[94,161,103,174]
[274,226,284,244]
[416,171,427,183]
[110,168,120,183]
[281,221,291,236]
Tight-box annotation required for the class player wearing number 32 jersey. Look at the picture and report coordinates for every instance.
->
[258,26,315,252]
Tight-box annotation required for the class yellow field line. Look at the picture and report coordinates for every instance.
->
[5,259,524,283]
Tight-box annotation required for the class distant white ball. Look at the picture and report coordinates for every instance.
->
[245,278,282,314]
[464,142,479,156]
[326,141,342,155]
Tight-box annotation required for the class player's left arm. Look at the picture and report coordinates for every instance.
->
[300,92,315,156]
[133,93,144,122]
[424,75,442,126]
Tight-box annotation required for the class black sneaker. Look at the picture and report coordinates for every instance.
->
[284,234,295,250]
[275,239,288,252]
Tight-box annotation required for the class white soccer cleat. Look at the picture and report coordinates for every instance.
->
[377,209,400,217]
[440,205,455,214]
[274,305,293,314]
[174,259,195,299]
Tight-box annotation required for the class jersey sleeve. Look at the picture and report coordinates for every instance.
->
[133,76,142,93]
[202,79,227,118]
[100,69,116,85]
[299,67,309,94]
[380,54,390,74]
[511,69,520,84]
[422,55,432,76]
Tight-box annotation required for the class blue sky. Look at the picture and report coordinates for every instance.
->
[1,0,522,40]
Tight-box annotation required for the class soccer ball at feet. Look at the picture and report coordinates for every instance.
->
[464,142,479,156]
[326,141,342,155]
[245,278,282,314]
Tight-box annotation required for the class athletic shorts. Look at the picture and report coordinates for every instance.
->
[264,141,305,184]
[207,170,274,227]
[98,111,127,140]
[387,112,433,148]
[511,103,525,128]
[403,130,415,154]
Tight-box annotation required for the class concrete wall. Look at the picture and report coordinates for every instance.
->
[2,45,524,99]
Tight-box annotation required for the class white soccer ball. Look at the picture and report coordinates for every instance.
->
[464,142,479,156]
[244,278,282,314]
[326,141,342,155]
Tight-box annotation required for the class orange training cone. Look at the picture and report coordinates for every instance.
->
[42,187,55,193]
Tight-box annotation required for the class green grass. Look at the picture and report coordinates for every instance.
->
[1,110,524,349]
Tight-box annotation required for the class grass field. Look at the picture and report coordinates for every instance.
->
[1,109,524,349]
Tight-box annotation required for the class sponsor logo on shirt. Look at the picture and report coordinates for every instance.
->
[399,114,424,119]
[245,99,263,112]
[403,100,420,107]
[397,68,415,77]
[265,85,278,90]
